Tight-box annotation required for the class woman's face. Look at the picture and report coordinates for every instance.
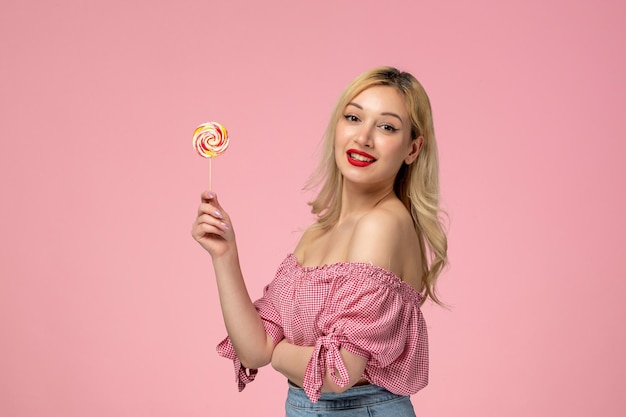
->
[334,85,421,189]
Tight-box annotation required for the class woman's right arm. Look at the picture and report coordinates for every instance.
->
[191,191,274,369]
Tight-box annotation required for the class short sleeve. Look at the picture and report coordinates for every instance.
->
[216,280,284,392]
[302,263,428,402]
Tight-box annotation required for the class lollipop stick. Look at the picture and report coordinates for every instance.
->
[209,158,213,191]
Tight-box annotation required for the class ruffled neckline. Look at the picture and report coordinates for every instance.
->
[284,253,424,303]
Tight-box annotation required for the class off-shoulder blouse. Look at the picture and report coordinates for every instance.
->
[217,253,428,403]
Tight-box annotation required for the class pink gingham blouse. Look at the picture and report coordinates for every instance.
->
[216,253,429,403]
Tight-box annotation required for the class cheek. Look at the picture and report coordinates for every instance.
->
[334,124,349,147]
[383,142,412,165]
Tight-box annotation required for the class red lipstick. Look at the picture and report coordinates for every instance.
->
[346,149,376,167]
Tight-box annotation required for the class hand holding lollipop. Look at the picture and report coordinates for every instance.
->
[193,121,230,189]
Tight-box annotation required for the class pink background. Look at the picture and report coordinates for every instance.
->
[1,0,625,415]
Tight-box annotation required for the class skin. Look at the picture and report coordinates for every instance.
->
[191,85,425,393]
[191,192,275,369]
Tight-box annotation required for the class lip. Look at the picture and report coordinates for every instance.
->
[346,148,376,167]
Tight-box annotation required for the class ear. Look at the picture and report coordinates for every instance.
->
[405,136,424,164]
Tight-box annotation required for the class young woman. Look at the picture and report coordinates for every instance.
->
[192,66,448,416]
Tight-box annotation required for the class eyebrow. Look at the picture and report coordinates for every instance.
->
[346,102,404,124]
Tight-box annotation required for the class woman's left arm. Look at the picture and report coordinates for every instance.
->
[273,208,410,395]
[271,339,367,393]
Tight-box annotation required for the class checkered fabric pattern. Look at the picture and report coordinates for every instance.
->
[217,253,429,403]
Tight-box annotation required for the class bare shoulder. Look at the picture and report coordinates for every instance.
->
[293,224,324,261]
[346,199,420,281]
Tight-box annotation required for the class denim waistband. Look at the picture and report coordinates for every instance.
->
[286,382,405,410]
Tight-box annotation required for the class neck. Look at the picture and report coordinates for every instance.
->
[338,180,395,221]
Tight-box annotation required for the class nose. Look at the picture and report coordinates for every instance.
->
[353,123,374,147]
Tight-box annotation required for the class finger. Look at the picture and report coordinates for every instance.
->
[206,192,226,215]
[193,223,225,239]
[200,190,217,203]
[197,202,224,219]
[196,213,229,230]
[199,192,228,220]
[195,213,231,234]
[192,216,229,239]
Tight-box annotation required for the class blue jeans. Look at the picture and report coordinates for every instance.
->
[285,382,417,416]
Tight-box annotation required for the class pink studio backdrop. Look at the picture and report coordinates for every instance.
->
[1,0,625,416]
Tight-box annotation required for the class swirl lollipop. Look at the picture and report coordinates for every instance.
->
[193,122,230,190]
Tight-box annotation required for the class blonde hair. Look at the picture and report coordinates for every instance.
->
[306,66,448,305]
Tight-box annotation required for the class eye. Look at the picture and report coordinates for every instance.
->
[344,114,360,122]
[380,124,397,132]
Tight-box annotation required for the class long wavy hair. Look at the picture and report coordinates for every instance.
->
[306,66,448,305]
